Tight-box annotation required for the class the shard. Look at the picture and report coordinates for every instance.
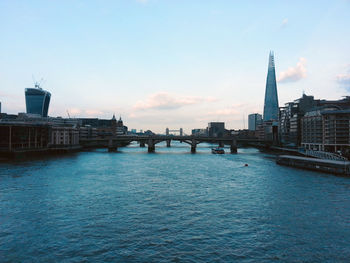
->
[263,51,279,121]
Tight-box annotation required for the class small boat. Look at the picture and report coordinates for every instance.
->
[212,147,225,154]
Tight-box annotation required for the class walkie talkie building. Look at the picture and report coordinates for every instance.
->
[25,85,51,117]
[263,51,279,121]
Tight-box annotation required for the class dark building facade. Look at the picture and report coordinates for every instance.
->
[281,95,350,149]
[279,94,317,146]
[208,122,225,137]
[301,108,350,153]
[25,86,51,117]
[79,115,128,138]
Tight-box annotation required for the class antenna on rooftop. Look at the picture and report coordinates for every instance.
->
[32,74,45,89]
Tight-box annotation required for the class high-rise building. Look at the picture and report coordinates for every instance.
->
[25,83,51,117]
[263,51,279,121]
[208,122,225,137]
[248,113,262,131]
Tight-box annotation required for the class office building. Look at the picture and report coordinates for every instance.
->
[25,83,51,117]
[208,122,225,137]
[301,108,350,153]
[280,94,350,147]
[248,113,262,131]
[263,51,279,121]
[192,129,207,136]
[279,94,316,146]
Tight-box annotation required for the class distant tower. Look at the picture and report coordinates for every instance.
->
[263,51,279,121]
[111,114,117,136]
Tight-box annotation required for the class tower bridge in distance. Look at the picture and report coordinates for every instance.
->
[165,128,183,136]
[80,135,264,153]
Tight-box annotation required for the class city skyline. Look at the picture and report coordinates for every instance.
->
[1,0,350,133]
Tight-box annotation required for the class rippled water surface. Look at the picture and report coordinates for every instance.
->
[1,143,350,262]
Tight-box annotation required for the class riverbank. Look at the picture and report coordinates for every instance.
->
[277,155,350,176]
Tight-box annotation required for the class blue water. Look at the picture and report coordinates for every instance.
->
[1,143,350,262]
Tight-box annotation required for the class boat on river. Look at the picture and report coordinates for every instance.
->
[212,147,225,154]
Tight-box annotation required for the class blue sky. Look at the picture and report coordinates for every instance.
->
[1,0,350,133]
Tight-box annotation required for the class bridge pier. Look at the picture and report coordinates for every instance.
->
[230,139,237,154]
[191,139,197,153]
[191,145,196,153]
[148,139,155,153]
[108,139,117,152]
[219,141,224,147]
[166,140,171,147]
[140,141,145,147]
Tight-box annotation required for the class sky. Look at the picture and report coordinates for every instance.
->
[1,0,350,133]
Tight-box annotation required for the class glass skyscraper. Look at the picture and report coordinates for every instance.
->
[263,51,279,121]
[25,85,51,117]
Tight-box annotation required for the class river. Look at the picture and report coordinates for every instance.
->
[1,143,350,262]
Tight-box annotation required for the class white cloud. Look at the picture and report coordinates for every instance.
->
[207,103,261,118]
[66,108,104,117]
[133,92,217,111]
[278,57,307,83]
[281,18,288,27]
[336,65,350,88]
[336,73,350,84]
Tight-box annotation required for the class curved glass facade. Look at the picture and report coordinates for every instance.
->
[25,88,51,117]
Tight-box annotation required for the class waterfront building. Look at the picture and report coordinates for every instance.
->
[301,109,324,151]
[79,125,98,140]
[0,121,50,154]
[280,94,350,147]
[25,83,51,117]
[79,116,128,138]
[248,113,262,131]
[260,120,279,143]
[0,102,1,113]
[263,51,279,122]
[191,129,208,136]
[116,116,128,135]
[208,122,225,137]
[279,94,316,146]
[50,126,80,147]
[301,107,350,153]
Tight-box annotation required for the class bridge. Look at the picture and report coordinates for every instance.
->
[165,128,183,136]
[80,135,263,153]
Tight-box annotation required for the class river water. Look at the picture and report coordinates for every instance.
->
[1,143,350,262]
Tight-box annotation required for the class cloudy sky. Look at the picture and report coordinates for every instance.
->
[1,0,350,133]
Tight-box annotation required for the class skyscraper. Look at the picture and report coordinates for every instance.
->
[25,83,51,117]
[248,113,262,131]
[263,51,279,121]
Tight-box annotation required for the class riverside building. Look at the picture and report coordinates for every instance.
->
[301,108,350,153]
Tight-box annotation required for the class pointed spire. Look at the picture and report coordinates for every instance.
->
[112,113,116,120]
[268,50,275,69]
[263,51,279,121]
